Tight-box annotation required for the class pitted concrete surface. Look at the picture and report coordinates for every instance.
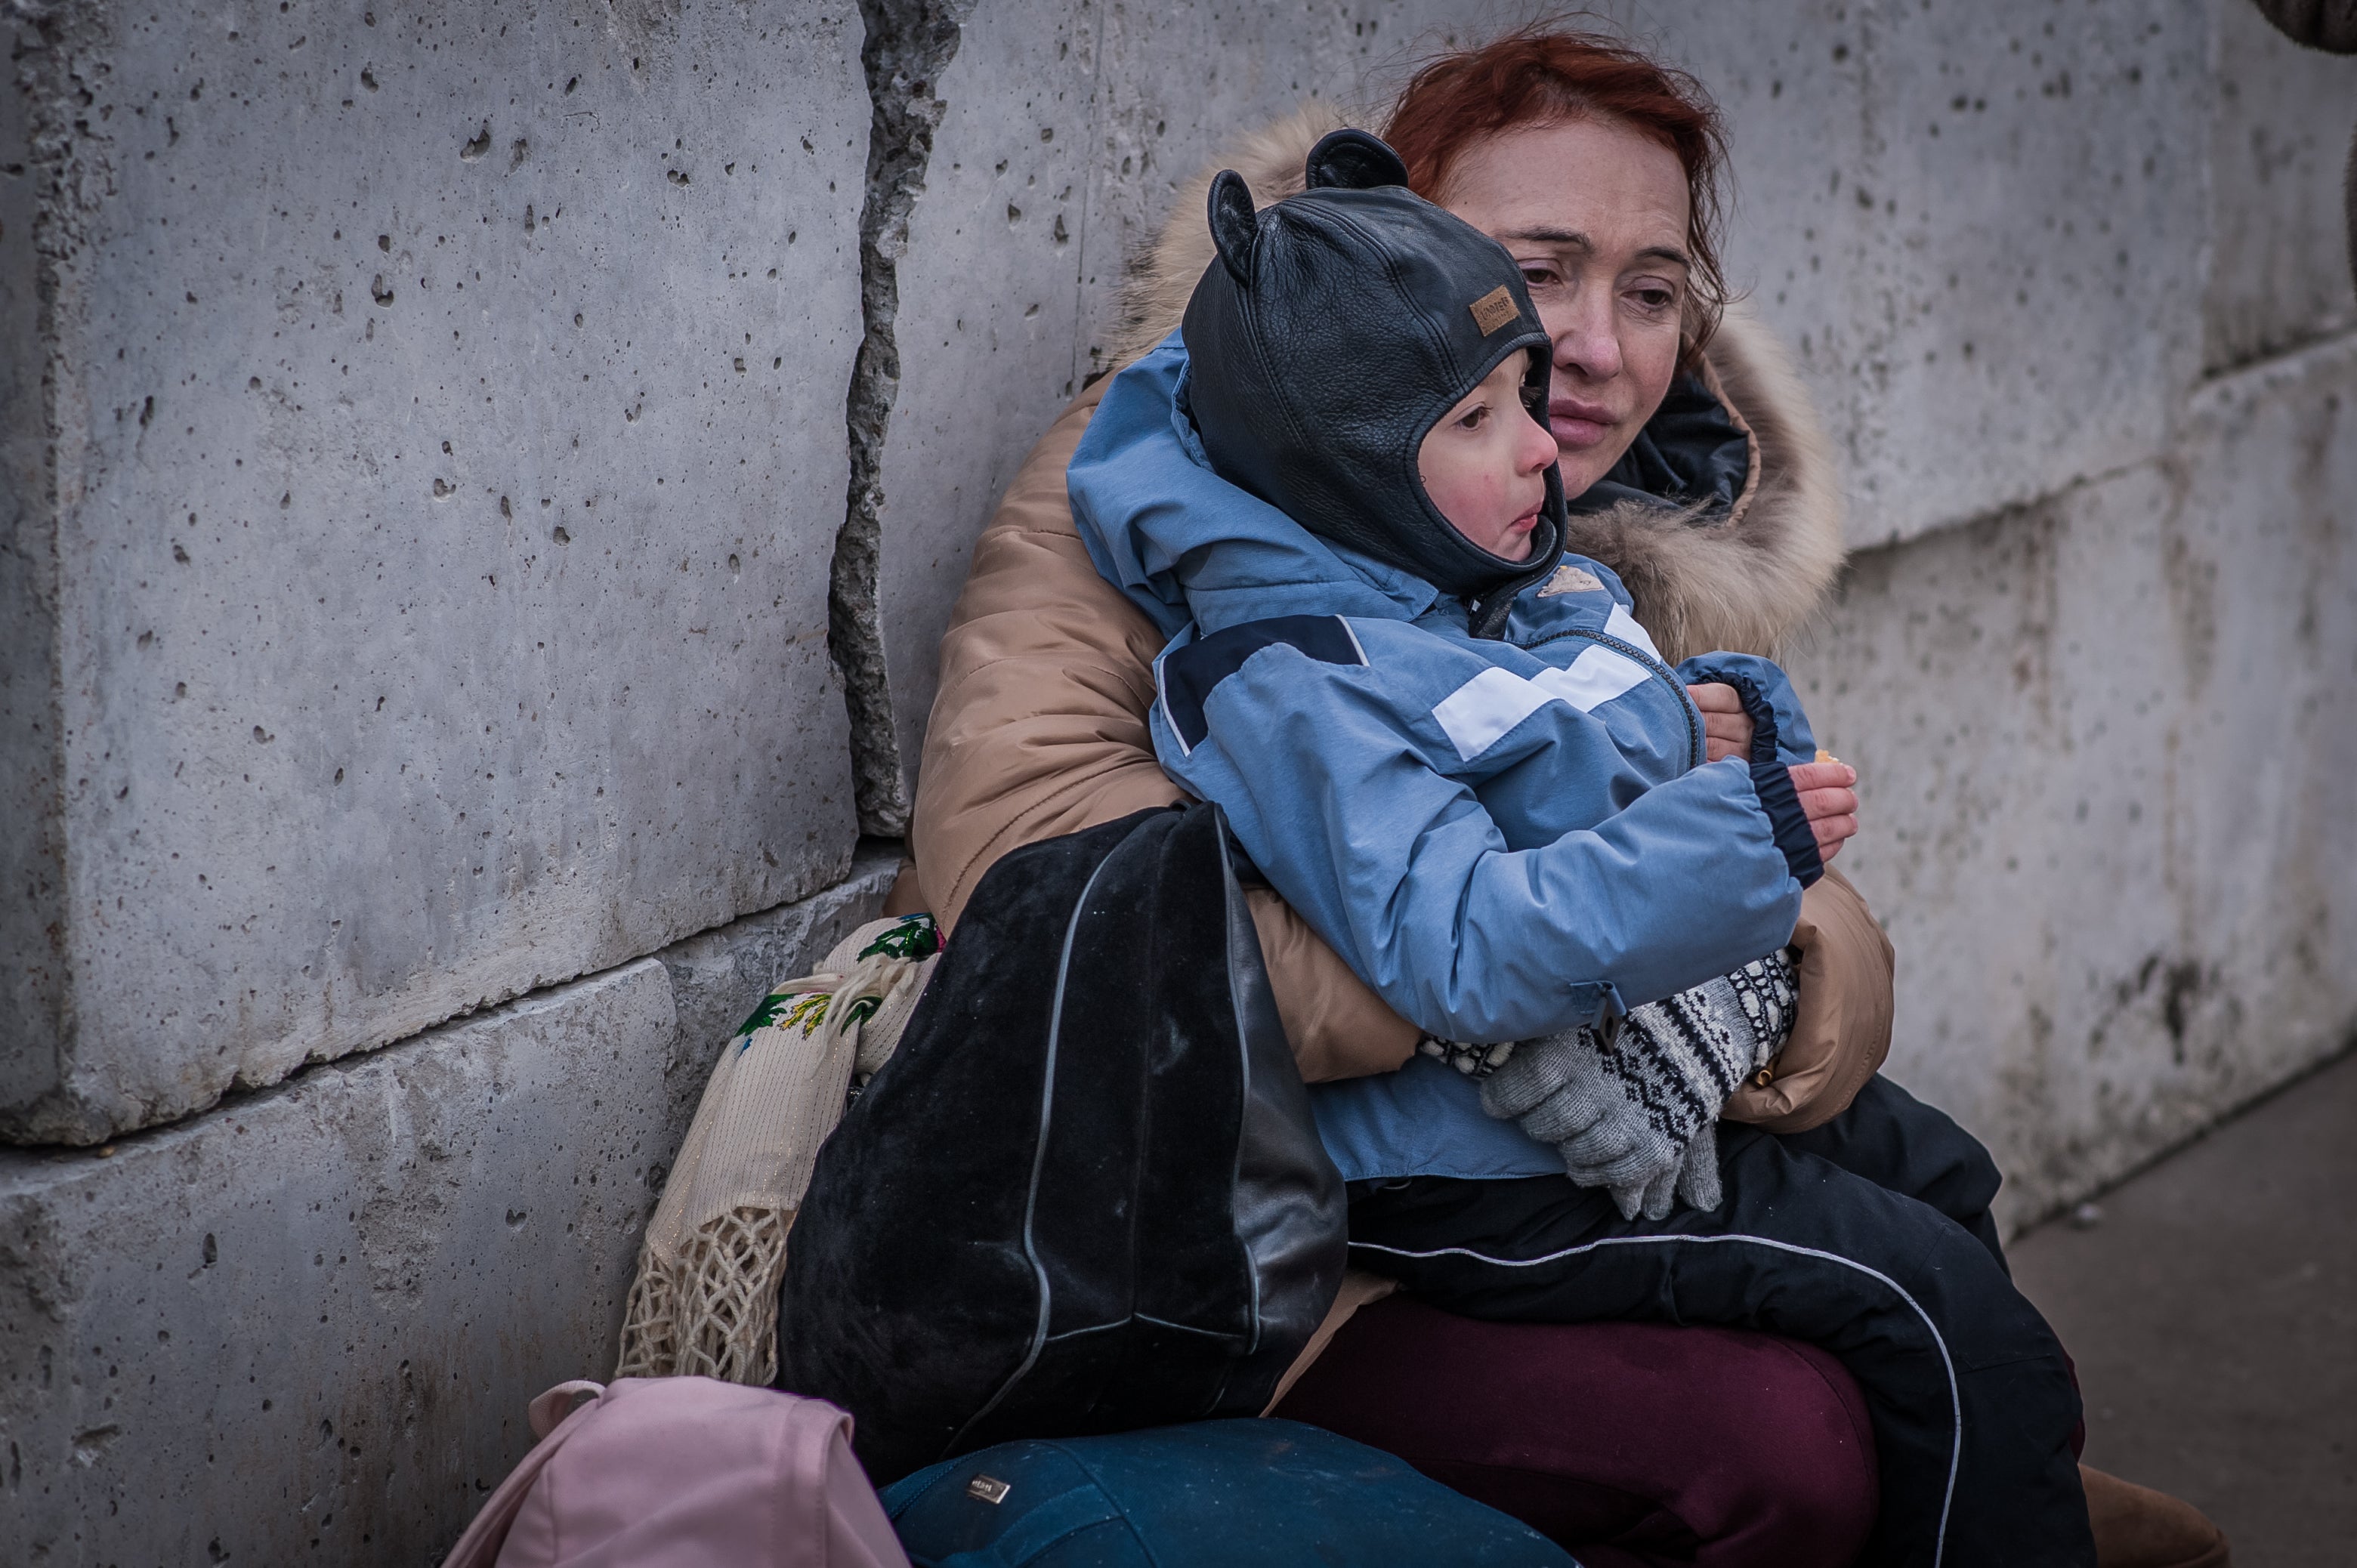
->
[0,852,891,1564]
[2,2,867,1144]
[2013,1048,2357,1567]
[1626,2,2213,553]
[0,961,681,1565]
[1790,329,2357,1225]
[2204,4,2357,370]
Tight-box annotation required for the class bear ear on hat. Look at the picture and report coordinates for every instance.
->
[1207,169,1259,285]
[1303,128,1409,192]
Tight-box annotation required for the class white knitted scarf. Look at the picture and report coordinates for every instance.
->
[614,913,940,1384]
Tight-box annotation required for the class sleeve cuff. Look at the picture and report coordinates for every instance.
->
[1692,667,1824,889]
[1747,744,1824,888]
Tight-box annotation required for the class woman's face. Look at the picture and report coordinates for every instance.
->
[1437,116,1694,499]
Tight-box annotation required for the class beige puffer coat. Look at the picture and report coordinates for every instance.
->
[903,110,1890,1131]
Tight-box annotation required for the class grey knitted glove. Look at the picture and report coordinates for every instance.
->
[1481,1023,1676,1218]
[1479,951,1799,1221]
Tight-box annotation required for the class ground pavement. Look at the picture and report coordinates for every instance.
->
[2010,1048,2357,1566]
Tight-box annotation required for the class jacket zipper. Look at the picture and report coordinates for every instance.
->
[1519,627,1704,771]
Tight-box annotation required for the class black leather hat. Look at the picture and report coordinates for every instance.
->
[1182,129,1567,636]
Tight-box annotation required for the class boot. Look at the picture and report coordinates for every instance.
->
[2082,1465,2231,1568]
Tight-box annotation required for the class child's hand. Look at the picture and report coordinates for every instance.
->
[1687,683,1753,762]
[1789,758,1859,862]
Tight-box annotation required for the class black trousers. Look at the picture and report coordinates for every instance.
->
[1345,1076,2093,1568]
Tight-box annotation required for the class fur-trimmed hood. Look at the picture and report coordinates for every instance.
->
[1114,106,1846,664]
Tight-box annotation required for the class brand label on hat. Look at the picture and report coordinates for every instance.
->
[1469,285,1520,335]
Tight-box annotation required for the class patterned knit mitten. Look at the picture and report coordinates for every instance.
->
[1481,949,1799,1221]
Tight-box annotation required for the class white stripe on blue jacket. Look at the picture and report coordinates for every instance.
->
[1068,337,1823,1182]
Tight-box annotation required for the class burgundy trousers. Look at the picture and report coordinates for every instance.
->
[1272,1296,1878,1568]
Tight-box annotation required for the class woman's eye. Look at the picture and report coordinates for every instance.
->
[1629,285,1679,312]
[1518,267,1559,289]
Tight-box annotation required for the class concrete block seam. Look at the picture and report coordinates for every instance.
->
[1994,1021,2357,1246]
[0,956,675,1190]
[2,3,110,1132]
[1833,319,2357,569]
[2186,317,2357,419]
[0,847,898,1156]
[0,956,683,1566]
[832,0,978,838]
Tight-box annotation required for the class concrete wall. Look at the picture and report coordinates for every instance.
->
[1641,0,2214,550]
[2,0,2353,1559]
[1,850,892,1565]
[1791,332,2357,1224]
[2204,3,2357,371]
[2,1,867,1144]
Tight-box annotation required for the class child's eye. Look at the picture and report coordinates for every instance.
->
[1519,267,1559,289]
[1457,406,1489,431]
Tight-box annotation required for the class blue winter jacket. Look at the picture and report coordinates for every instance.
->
[1067,337,1825,1181]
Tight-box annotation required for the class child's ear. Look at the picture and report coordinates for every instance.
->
[1303,128,1409,193]
[1207,169,1258,285]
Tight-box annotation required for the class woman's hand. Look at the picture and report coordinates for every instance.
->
[1788,759,1859,863]
[1688,683,1753,762]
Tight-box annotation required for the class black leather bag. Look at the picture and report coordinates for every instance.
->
[777,804,1348,1485]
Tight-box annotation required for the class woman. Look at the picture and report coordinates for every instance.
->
[897,26,2226,1568]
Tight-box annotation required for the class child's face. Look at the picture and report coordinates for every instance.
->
[1416,351,1559,563]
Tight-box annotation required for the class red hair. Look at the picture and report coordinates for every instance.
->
[1382,23,1732,364]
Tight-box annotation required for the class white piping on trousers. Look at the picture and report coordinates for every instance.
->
[1350,1232,1961,1568]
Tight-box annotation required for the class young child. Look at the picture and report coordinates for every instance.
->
[1066,131,2094,1565]
[1070,130,1836,1220]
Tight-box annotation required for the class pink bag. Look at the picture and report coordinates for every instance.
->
[440,1377,910,1568]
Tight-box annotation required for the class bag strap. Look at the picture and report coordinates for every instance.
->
[437,1381,610,1568]
[528,1379,607,1440]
